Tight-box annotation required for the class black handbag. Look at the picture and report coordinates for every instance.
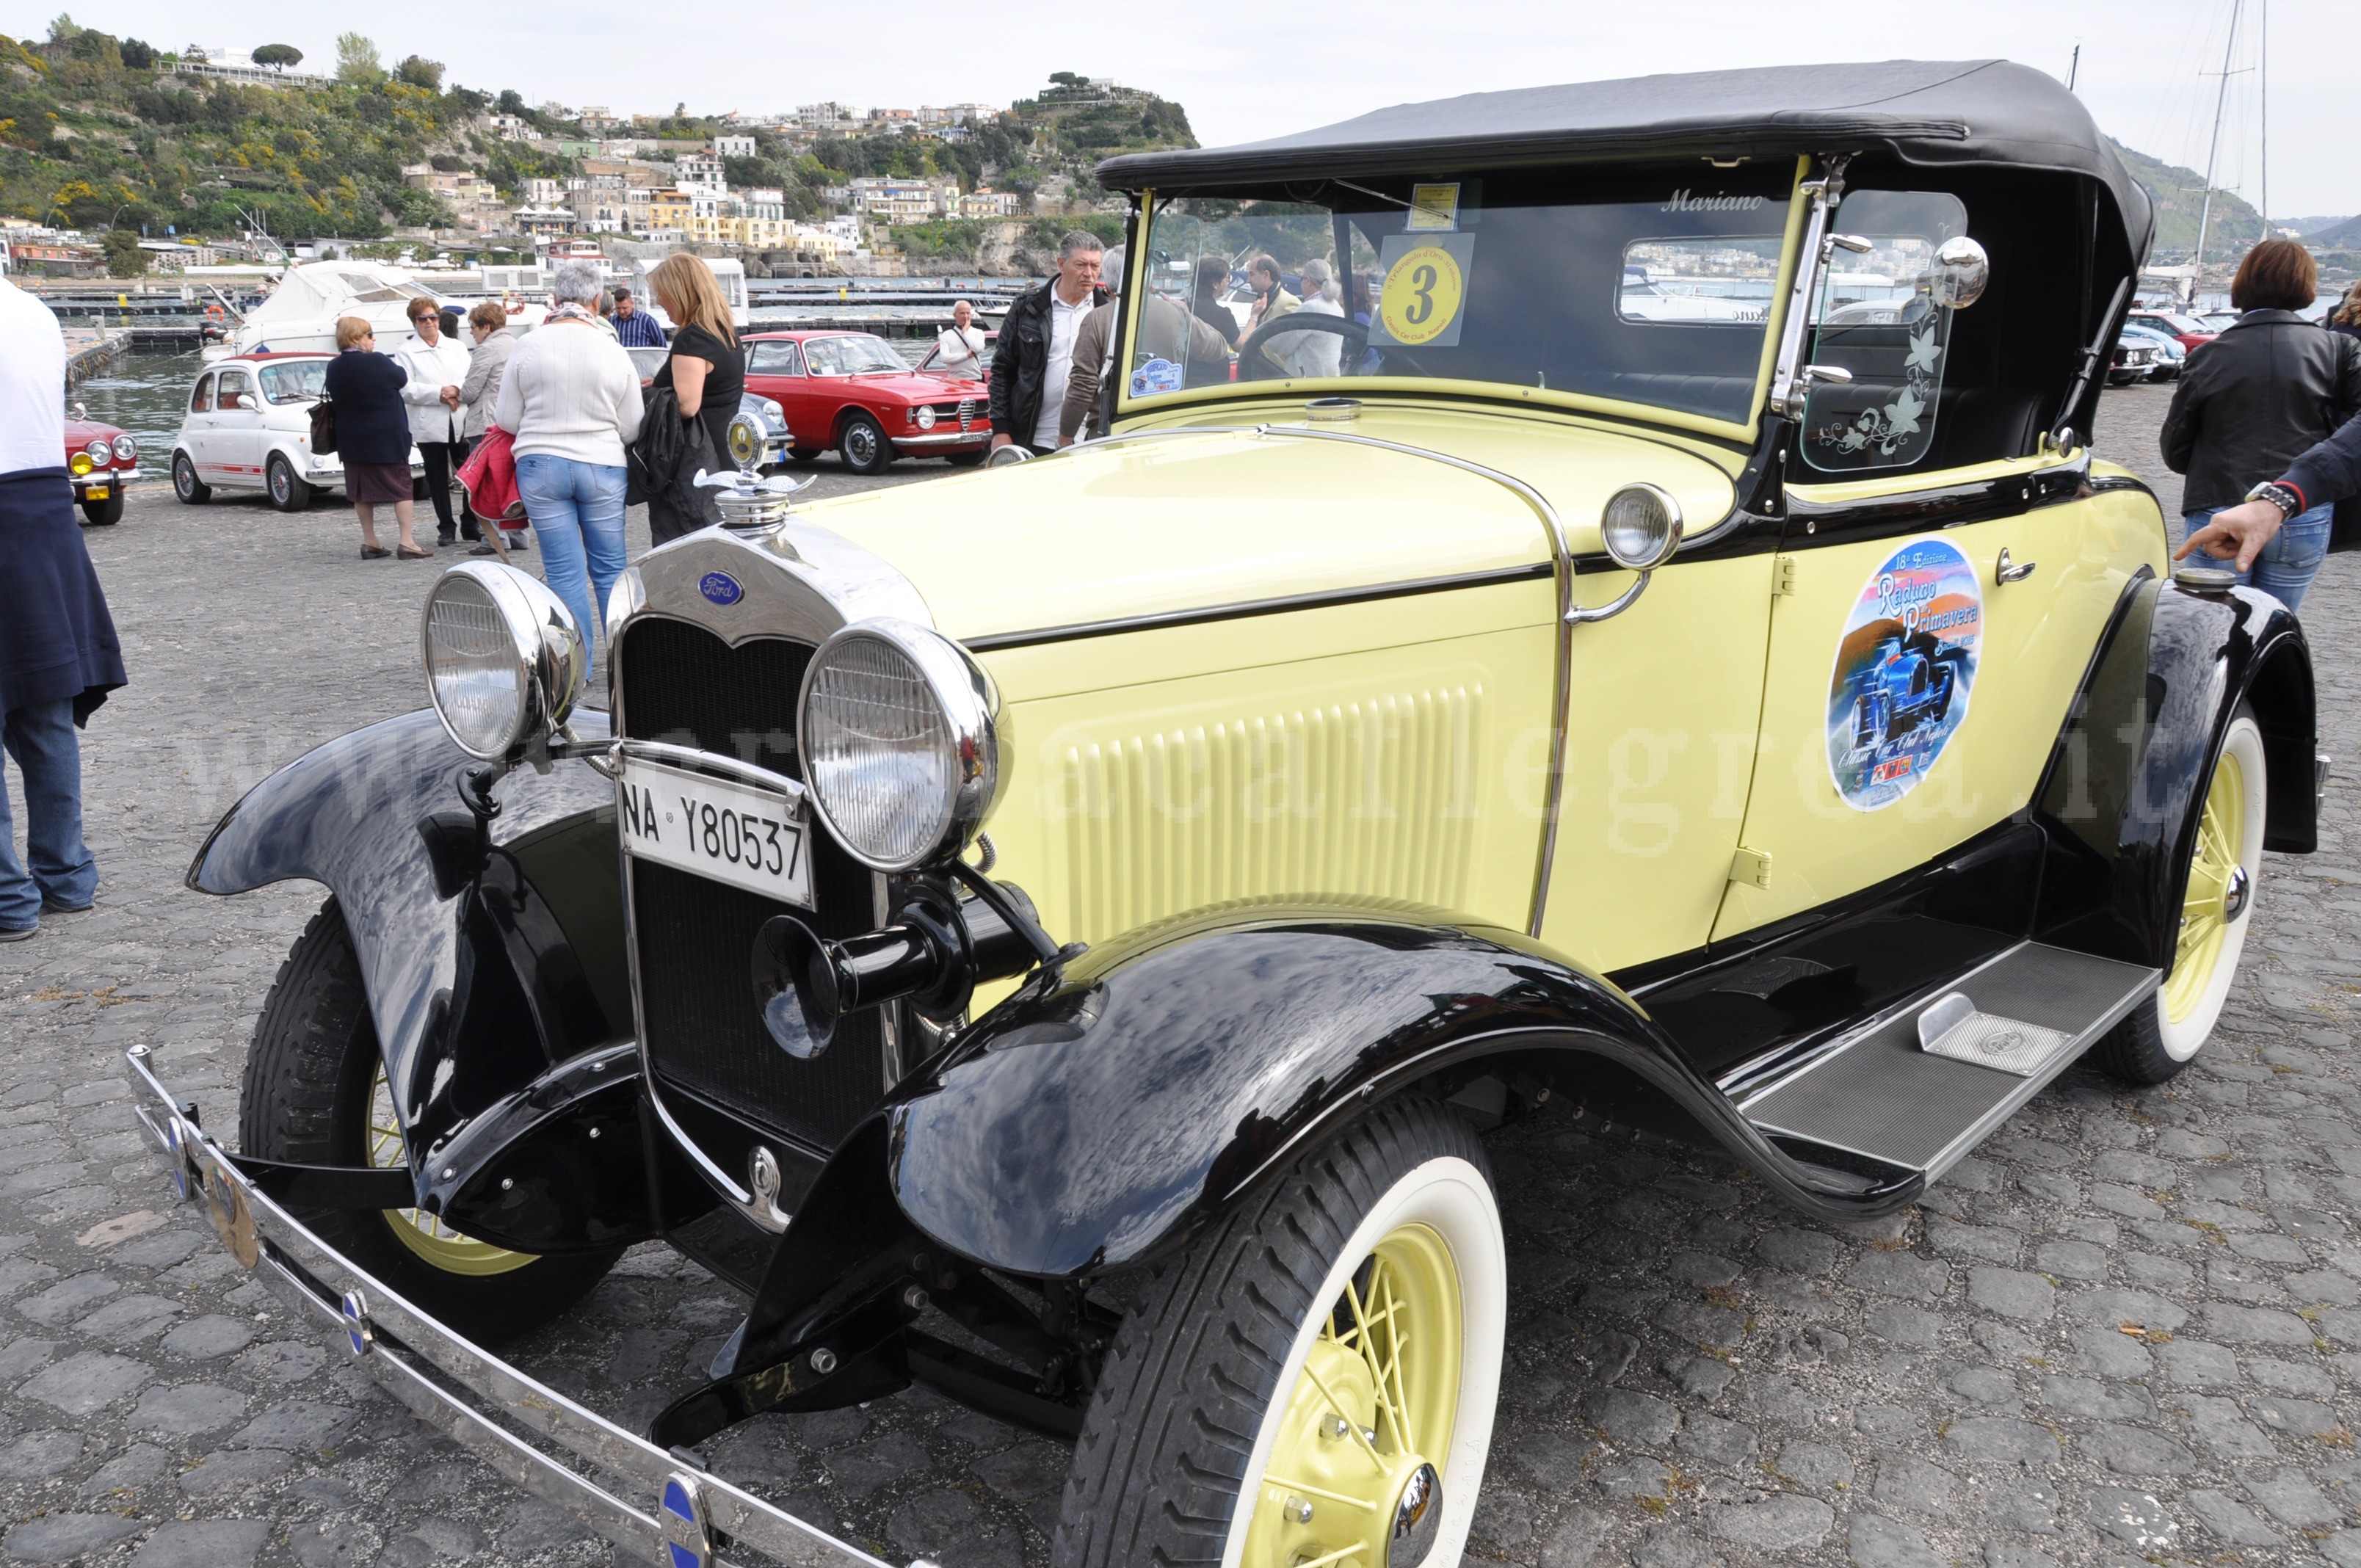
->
[308,393,337,456]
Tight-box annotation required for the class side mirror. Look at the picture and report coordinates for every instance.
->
[70,401,87,421]
[1929,236,1990,310]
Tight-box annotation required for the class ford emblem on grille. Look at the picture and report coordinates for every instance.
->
[699,572,744,606]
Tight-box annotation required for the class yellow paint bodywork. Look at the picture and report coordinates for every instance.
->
[1713,455,2169,937]
[798,402,1736,968]
[1539,552,1775,973]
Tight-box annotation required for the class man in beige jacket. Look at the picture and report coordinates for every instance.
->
[1059,246,1234,445]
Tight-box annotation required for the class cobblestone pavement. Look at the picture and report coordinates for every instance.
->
[10,385,2361,1568]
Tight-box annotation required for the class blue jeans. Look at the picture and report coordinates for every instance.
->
[2183,502,2333,612]
[0,700,97,930]
[515,454,628,678]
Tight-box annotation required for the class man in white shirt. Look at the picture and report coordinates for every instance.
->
[934,300,988,380]
[987,233,1106,455]
[0,275,126,940]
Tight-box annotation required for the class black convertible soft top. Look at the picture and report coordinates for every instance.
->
[1098,59,2151,259]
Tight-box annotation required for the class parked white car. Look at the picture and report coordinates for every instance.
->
[170,352,423,512]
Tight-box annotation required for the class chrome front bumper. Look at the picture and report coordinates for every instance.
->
[890,431,987,451]
[122,1045,932,1568]
[73,466,141,490]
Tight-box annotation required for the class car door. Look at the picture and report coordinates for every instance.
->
[1713,188,2157,938]
[210,369,264,482]
[744,339,810,449]
[184,371,218,473]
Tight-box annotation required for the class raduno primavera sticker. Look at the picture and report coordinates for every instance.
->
[1826,537,1981,811]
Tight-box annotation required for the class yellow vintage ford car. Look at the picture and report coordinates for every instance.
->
[134,59,2317,1568]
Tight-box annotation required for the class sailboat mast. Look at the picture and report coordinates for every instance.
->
[2257,0,2268,236]
[2194,0,2242,276]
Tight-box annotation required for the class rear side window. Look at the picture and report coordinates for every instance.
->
[1799,190,1970,474]
[260,361,327,404]
[189,373,214,413]
[216,370,253,410]
[747,341,802,374]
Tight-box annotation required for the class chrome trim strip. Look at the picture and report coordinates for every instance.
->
[645,1074,761,1211]
[1765,159,1849,421]
[614,739,808,808]
[959,562,1553,652]
[119,1046,898,1568]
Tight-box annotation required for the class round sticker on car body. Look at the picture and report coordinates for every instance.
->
[1825,537,1981,812]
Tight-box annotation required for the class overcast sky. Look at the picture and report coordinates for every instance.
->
[33,0,2349,219]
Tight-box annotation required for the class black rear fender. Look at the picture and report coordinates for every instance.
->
[2037,577,2315,965]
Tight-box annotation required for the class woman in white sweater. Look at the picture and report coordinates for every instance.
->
[493,260,643,679]
[394,299,476,546]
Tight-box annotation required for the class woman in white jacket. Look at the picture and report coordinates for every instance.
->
[394,298,476,546]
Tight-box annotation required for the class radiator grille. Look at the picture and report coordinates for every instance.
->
[618,619,884,1154]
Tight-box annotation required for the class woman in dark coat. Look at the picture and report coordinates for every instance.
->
[321,315,426,559]
[2160,240,2361,610]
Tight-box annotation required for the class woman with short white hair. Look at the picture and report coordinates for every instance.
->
[493,260,643,680]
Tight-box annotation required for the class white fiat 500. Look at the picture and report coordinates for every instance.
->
[170,352,424,512]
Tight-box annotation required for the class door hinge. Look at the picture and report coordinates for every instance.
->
[1730,846,1772,889]
[1772,555,1799,596]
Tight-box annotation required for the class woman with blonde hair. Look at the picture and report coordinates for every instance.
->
[320,314,427,559]
[645,251,744,467]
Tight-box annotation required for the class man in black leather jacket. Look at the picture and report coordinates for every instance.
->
[988,233,1107,455]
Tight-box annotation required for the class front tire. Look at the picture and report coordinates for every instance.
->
[2095,708,2267,1084]
[837,412,892,475]
[1053,1097,1505,1568]
[79,490,124,526]
[239,899,620,1344]
[266,454,312,512]
[172,452,210,504]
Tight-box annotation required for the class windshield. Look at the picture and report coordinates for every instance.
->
[1131,161,1796,427]
[258,360,327,404]
[802,335,905,376]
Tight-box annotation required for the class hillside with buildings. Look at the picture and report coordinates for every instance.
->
[0,19,1192,277]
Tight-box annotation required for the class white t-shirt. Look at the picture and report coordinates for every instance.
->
[1034,287,1097,448]
[0,277,66,479]
[935,324,987,378]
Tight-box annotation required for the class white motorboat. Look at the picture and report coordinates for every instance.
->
[225,260,446,356]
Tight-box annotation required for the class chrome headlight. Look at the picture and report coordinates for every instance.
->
[420,563,585,761]
[85,438,112,464]
[761,398,786,426]
[112,435,137,462]
[1600,483,1684,570]
[798,619,999,872]
[914,404,937,430]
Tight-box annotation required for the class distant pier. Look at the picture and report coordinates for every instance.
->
[62,326,131,385]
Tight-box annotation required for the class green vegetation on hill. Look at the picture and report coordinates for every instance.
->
[2108,137,2264,261]
[0,21,504,239]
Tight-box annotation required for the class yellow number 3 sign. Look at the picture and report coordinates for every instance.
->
[1380,245,1465,346]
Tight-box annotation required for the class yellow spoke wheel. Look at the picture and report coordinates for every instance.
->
[2164,736,2246,1025]
[369,1067,534,1277]
[1244,1224,1462,1568]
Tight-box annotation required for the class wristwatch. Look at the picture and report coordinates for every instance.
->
[2245,481,2304,520]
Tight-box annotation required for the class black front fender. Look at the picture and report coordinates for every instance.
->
[881,902,1923,1280]
[188,708,629,1159]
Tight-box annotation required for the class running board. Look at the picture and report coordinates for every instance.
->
[1737,942,2158,1181]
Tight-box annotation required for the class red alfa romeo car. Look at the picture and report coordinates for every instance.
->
[741,330,990,475]
[64,400,138,525]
